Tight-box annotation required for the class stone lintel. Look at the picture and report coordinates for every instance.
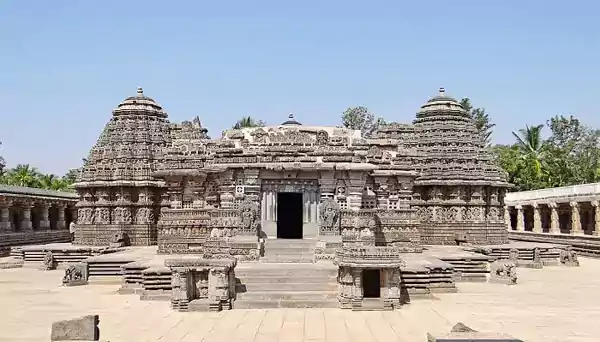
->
[164,257,237,269]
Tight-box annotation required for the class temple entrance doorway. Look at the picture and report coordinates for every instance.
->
[362,269,381,298]
[276,192,303,239]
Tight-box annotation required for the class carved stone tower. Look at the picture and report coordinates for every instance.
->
[410,88,511,245]
[73,87,170,245]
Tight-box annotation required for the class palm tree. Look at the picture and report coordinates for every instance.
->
[3,164,42,187]
[232,116,265,129]
[512,124,545,175]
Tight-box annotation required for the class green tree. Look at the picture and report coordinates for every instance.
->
[511,124,545,175]
[460,98,495,145]
[232,116,266,129]
[341,106,385,137]
[0,141,5,177]
[63,168,79,184]
[2,164,42,187]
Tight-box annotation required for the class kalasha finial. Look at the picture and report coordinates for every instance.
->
[137,87,144,95]
[288,113,294,118]
[439,87,445,96]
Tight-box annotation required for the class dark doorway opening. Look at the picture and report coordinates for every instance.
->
[276,192,303,239]
[363,269,381,298]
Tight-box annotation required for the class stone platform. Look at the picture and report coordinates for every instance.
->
[1,257,599,341]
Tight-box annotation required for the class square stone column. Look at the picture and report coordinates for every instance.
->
[38,203,51,230]
[0,200,11,232]
[515,205,525,231]
[56,204,66,230]
[592,200,600,236]
[21,204,33,231]
[532,202,542,233]
[570,201,583,235]
[549,202,560,234]
[504,206,511,230]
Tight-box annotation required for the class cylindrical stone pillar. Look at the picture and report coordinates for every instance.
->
[515,205,525,231]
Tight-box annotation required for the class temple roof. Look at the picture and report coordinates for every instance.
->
[113,87,168,118]
[74,87,170,187]
[410,88,509,186]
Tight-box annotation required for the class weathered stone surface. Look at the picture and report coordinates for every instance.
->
[451,322,477,332]
[427,332,524,342]
[50,315,99,341]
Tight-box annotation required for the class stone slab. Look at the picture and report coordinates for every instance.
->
[427,332,524,341]
[51,315,99,341]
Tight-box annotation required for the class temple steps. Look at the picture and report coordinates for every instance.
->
[261,239,316,263]
[234,299,339,309]
[235,262,338,309]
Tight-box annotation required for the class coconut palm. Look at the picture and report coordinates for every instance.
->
[512,124,545,175]
[3,164,42,187]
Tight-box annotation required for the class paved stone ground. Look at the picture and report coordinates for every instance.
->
[1,258,599,342]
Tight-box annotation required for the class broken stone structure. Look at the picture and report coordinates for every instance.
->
[51,314,100,341]
[489,261,517,285]
[71,87,515,310]
[560,246,580,266]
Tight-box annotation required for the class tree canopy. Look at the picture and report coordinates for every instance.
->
[232,116,266,129]
[341,106,386,137]
[0,163,76,192]
[492,115,600,191]
[460,98,495,146]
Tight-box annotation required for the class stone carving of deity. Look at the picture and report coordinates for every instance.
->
[316,130,329,145]
[239,198,260,233]
[135,208,153,224]
[94,208,110,224]
[319,199,340,233]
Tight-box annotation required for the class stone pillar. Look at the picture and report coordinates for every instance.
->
[352,269,363,300]
[504,206,511,230]
[347,171,365,211]
[532,202,542,233]
[0,199,11,232]
[515,205,524,231]
[38,203,50,230]
[266,191,273,221]
[21,203,33,231]
[549,202,560,234]
[319,171,335,203]
[261,191,267,221]
[592,200,600,236]
[570,201,583,235]
[56,204,66,229]
[303,192,309,223]
[310,191,318,223]
[218,171,235,209]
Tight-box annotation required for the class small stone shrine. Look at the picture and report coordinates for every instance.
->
[166,257,237,312]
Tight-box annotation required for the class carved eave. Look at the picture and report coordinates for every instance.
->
[370,170,418,177]
[413,179,513,187]
[153,169,214,178]
[164,257,237,269]
[73,180,167,188]
[335,261,406,268]
[366,139,401,147]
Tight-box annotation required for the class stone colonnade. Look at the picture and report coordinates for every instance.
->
[0,194,77,233]
[506,200,600,236]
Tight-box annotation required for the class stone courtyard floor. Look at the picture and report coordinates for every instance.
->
[1,259,600,342]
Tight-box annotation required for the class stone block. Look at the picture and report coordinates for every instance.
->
[426,332,524,341]
[51,315,100,341]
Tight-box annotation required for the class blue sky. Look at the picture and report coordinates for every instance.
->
[1,1,599,175]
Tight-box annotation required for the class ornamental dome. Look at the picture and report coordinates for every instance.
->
[281,113,302,126]
[112,87,168,118]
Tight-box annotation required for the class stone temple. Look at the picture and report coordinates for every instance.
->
[74,86,510,248]
[49,86,546,311]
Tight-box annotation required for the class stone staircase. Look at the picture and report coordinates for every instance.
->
[260,238,317,263]
[234,239,339,309]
